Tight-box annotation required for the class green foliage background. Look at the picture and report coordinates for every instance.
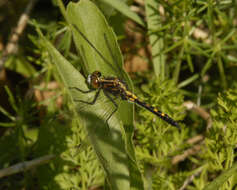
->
[0,0,237,190]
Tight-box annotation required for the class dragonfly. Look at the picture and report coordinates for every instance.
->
[70,25,180,129]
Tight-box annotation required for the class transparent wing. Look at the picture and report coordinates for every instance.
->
[72,24,132,90]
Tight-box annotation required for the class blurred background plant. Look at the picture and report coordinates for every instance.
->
[0,0,237,189]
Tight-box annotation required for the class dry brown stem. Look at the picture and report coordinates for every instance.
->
[0,154,55,178]
[0,0,38,70]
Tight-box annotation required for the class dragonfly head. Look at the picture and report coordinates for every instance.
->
[87,71,102,89]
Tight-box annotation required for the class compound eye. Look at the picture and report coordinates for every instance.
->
[94,71,101,77]
[92,78,100,88]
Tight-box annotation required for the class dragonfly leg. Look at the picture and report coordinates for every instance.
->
[69,86,95,94]
[74,88,101,105]
[103,91,118,125]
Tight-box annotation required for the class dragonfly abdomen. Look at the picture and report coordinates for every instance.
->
[133,98,180,128]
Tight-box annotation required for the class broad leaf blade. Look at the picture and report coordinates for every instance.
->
[64,1,143,189]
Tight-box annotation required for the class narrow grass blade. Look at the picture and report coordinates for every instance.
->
[178,74,199,88]
[100,0,145,27]
[204,162,237,190]
[145,0,165,79]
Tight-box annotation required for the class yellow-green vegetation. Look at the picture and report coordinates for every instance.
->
[0,0,237,190]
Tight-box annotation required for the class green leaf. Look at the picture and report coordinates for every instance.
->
[5,56,36,77]
[0,122,16,127]
[0,105,15,121]
[177,74,199,88]
[145,0,165,79]
[4,86,18,113]
[66,1,144,189]
[38,0,144,189]
[100,0,145,27]
[57,27,72,56]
